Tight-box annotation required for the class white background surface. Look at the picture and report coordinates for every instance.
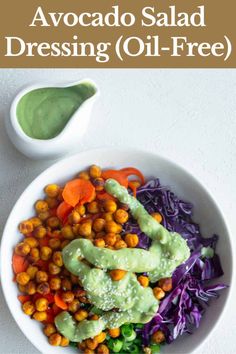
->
[0,69,235,354]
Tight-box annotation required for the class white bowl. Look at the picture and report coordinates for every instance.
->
[0,148,233,354]
[5,79,99,160]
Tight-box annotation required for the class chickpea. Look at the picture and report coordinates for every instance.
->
[29,247,40,262]
[103,200,117,213]
[48,262,61,275]
[25,280,36,295]
[16,272,30,286]
[60,240,70,249]
[68,299,80,313]
[18,220,34,235]
[93,218,105,232]
[15,242,30,256]
[40,246,52,261]
[78,341,87,351]
[22,301,35,316]
[44,184,60,198]
[61,278,72,291]
[102,213,113,222]
[49,333,62,346]
[60,337,70,347]
[89,165,102,178]
[138,275,149,287]
[29,217,42,228]
[76,204,86,216]
[62,291,75,303]
[87,201,99,214]
[74,309,88,321]
[108,328,120,338]
[24,237,39,248]
[158,278,173,292]
[44,323,56,337]
[85,338,98,350]
[94,238,105,248]
[84,349,95,354]
[152,330,165,344]
[47,217,60,229]
[36,271,48,283]
[45,197,59,209]
[105,221,119,234]
[110,269,127,281]
[104,233,117,246]
[153,287,165,300]
[49,238,61,250]
[79,223,92,237]
[93,177,104,191]
[90,314,99,321]
[68,210,81,225]
[78,171,90,180]
[49,277,61,291]
[97,344,109,354]
[35,200,49,213]
[38,211,51,221]
[37,282,50,295]
[114,240,127,250]
[18,284,27,293]
[35,298,49,312]
[74,288,86,299]
[143,347,152,354]
[94,332,106,344]
[33,311,47,322]
[151,212,162,224]
[61,225,75,240]
[26,265,38,280]
[114,209,129,224]
[52,251,63,267]
[124,233,139,248]
[34,226,47,239]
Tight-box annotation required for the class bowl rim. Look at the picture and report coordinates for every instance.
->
[0,147,234,354]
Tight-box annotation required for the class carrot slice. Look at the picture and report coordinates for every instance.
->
[57,201,73,222]
[120,167,145,184]
[12,253,29,274]
[101,170,128,187]
[128,181,137,198]
[17,295,31,303]
[62,179,95,207]
[54,293,68,310]
[96,191,116,201]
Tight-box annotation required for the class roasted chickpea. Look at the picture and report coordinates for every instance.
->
[103,200,117,213]
[48,262,61,275]
[153,287,165,300]
[152,330,165,344]
[102,213,113,222]
[97,344,109,354]
[93,218,105,232]
[38,211,51,221]
[143,347,152,354]
[94,332,106,343]
[52,251,63,267]
[94,238,105,248]
[29,247,40,262]
[79,222,92,237]
[76,204,86,216]
[138,275,149,287]
[45,197,59,209]
[108,328,120,338]
[26,265,38,279]
[89,165,102,178]
[68,210,81,225]
[87,201,99,214]
[40,246,52,261]
[18,284,27,293]
[62,291,75,303]
[49,333,62,346]
[34,226,47,239]
[33,311,47,322]
[78,171,90,180]
[49,277,61,291]
[44,184,60,198]
[105,221,119,233]
[25,280,36,295]
[29,217,42,228]
[49,238,61,250]
[37,282,50,295]
[68,299,80,313]
[61,225,75,240]
[22,301,35,316]
[158,278,173,292]
[47,217,60,229]
[151,212,162,224]
[24,237,39,248]
[16,272,30,286]
[114,239,127,250]
[93,177,104,191]
[18,220,34,234]
[124,233,139,248]
[61,278,72,291]
[84,349,95,354]
[114,209,129,224]
[44,324,56,337]
[15,242,31,256]
[60,337,70,347]
[90,314,99,320]
[104,233,117,246]
[35,200,49,213]
[36,270,48,283]
[60,240,70,249]
[74,309,88,321]
[35,298,49,312]
[95,231,106,239]
[110,269,127,281]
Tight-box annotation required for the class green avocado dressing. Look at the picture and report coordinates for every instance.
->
[16,82,96,140]
[55,179,190,342]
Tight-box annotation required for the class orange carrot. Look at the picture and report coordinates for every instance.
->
[54,293,68,310]
[62,179,95,207]
[120,167,145,184]
[18,295,31,303]
[96,191,116,201]
[57,201,73,222]
[101,170,128,187]
[12,253,29,274]
[128,181,137,198]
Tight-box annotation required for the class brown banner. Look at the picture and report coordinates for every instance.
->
[0,0,236,68]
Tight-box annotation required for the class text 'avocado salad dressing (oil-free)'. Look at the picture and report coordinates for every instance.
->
[16,82,96,140]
